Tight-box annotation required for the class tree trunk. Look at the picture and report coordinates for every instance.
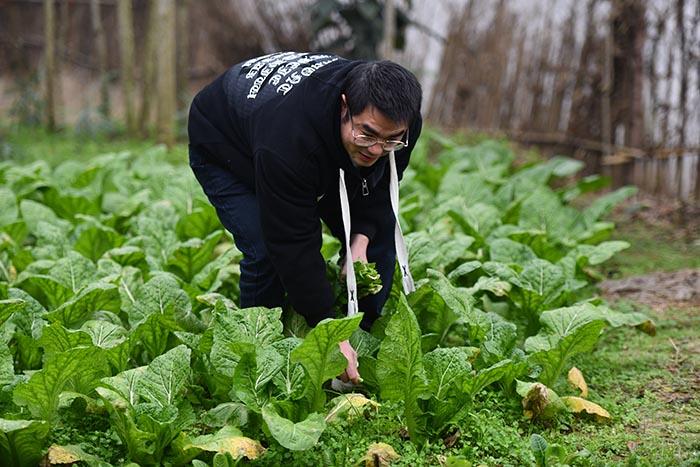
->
[601,12,613,155]
[139,0,158,137]
[118,0,136,135]
[44,0,56,131]
[57,0,69,122]
[176,0,190,114]
[90,0,109,117]
[676,0,687,147]
[381,0,396,60]
[156,0,177,147]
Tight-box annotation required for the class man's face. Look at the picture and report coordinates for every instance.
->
[340,96,408,168]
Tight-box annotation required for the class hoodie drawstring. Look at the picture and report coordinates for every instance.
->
[338,151,415,317]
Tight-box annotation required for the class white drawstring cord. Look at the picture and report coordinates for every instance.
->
[338,168,359,316]
[389,150,415,294]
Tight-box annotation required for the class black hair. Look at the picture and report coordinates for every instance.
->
[343,61,422,125]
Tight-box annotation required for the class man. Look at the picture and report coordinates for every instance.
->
[188,52,422,383]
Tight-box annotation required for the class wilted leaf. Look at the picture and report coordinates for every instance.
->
[187,425,265,460]
[325,393,380,422]
[362,442,400,466]
[567,367,588,398]
[516,381,566,420]
[561,396,610,422]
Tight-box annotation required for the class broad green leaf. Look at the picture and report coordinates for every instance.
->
[124,273,195,329]
[0,188,18,227]
[0,418,50,467]
[583,186,637,226]
[291,314,361,412]
[38,322,92,355]
[166,231,224,282]
[176,206,221,240]
[271,337,305,400]
[262,407,325,451]
[136,345,191,408]
[210,307,283,378]
[424,347,474,401]
[45,282,120,327]
[74,223,124,262]
[231,345,283,412]
[202,402,249,428]
[489,238,537,264]
[376,296,427,444]
[15,275,73,310]
[0,298,25,327]
[0,344,15,387]
[526,319,605,386]
[104,246,148,270]
[42,187,101,220]
[13,346,108,421]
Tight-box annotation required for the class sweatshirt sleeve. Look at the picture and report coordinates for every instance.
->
[255,148,336,326]
[350,116,423,240]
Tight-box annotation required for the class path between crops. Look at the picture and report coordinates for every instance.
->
[600,268,700,311]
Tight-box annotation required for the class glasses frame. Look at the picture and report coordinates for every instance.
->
[349,113,409,152]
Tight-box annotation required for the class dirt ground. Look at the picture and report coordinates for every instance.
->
[600,269,700,311]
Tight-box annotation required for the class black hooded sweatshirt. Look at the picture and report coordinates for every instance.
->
[188,52,422,326]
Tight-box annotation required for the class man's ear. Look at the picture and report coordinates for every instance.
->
[340,93,349,119]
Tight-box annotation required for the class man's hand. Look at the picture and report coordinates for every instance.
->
[341,233,370,277]
[338,340,360,384]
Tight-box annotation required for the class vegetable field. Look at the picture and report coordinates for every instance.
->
[0,131,665,466]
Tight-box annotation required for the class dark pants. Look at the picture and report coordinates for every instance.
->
[189,147,396,329]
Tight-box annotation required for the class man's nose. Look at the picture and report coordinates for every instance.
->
[367,143,384,156]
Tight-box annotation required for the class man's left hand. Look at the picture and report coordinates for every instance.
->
[341,233,369,277]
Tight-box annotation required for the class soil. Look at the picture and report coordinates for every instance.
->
[599,268,700,311]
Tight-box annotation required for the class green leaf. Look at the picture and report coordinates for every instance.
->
[42,187,101,220]
[0,188,18,227]
[0,418,50,467]
[45,282,120,327]
[262,406,326,451]
[291,314,362,412]
[124,273,195,329]
[271,338,306,400]
[166,231,223,282]
[210,307,284,379]
[530,433,548,467]
[74,223,124,262]
[583,186,637,226]
[38,322,93,355]
[526,314,606,387]
[488,238,537,264]
[13,346,108,422]
[176,206,221,240]
[376,296,427,444]
[136,345,191,407]
[231,345,283,412]
[0,298,25,327]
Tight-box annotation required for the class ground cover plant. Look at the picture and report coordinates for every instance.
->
[0,130,660,465]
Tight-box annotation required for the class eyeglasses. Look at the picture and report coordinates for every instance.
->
[350,114,409,152]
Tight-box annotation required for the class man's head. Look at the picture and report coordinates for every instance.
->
[340,61,422,168]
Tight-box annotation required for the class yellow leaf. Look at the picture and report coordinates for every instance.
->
[188,432,266,460]
[363,442,400,466]
[47,445,81,464]
[637,320,656,336]
[562,396,611,422]
[326,393,380,423]
[567,367,589,398]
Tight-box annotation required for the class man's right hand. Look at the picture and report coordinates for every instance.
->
[338,340,360,384]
